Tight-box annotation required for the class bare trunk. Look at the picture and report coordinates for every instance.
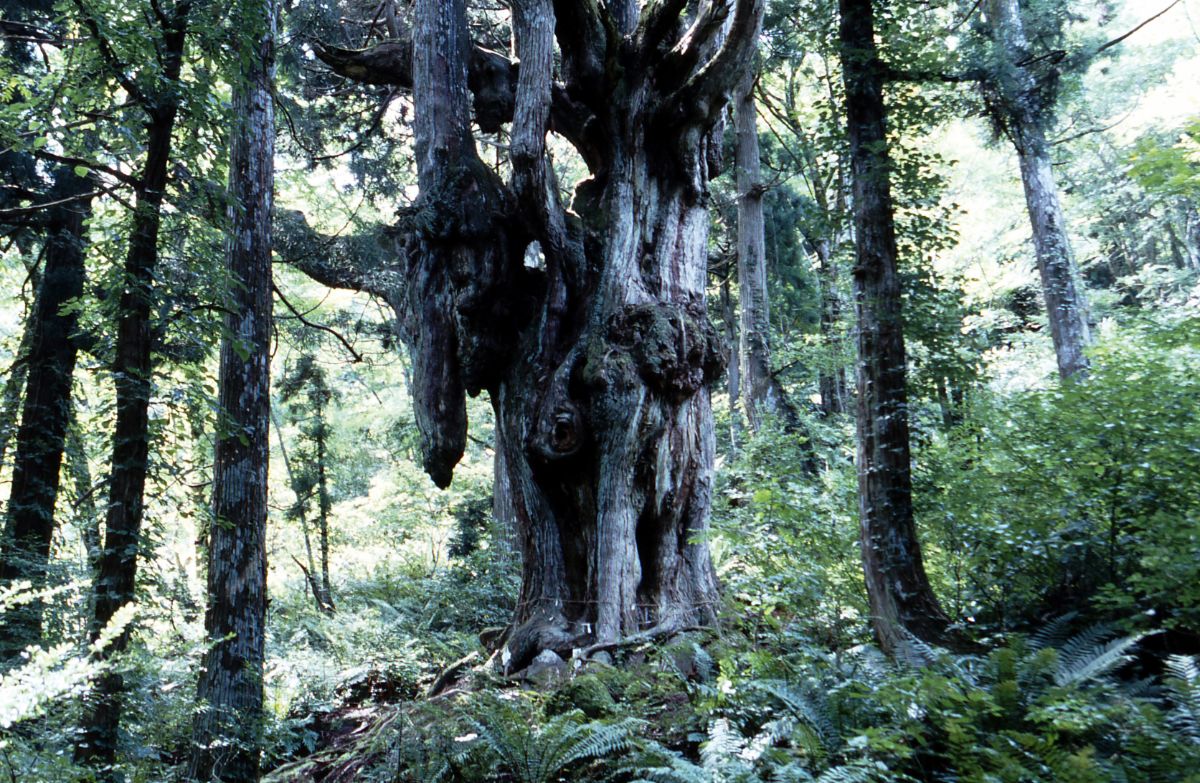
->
[273,409,333,614]
[65,405,101,577]
[0,309,34,473]
[815,237,848,416]
[987,0,1090,379]
[720,276,741,450]
[1185,203,1200,270]
[735,73,797,432]
[74,1,192,771]
[0,182,91,659]
[315,423,333,605]
[839,0,953,654]
[187,0,274,778]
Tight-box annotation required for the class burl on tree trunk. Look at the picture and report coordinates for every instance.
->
[295,0,763,671]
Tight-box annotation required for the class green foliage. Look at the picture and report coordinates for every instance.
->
[917,317,1200,631]
[461,695,641,783]
[1128,120,1200,201]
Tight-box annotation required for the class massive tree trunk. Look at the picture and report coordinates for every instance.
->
[75,1,192,769]
[734,68,799,433]
[188,0,274,779]
[306,0,763,670]
[0,179,91,659]
[985,0,1090,379]
[839,0,953,654]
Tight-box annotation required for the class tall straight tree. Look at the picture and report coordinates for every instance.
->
[76,0,195,769]
[297,0,764,670]
[982,0,1090,378]
[0,0,95,659]
[187,0,275,778]
[0,180,92,658]
[838,0,953,653]
[734,48,798,432]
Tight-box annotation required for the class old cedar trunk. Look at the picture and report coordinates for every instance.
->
[305,0,764,670]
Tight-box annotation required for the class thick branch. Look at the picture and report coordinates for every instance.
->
[655,0,731,90]
[313,39,596,158]
[635,0,689,56]
[552,0,609,109]
[664,0,765,129]
[273,209,400,298]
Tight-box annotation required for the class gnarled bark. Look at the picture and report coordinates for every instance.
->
[304,0,764,671]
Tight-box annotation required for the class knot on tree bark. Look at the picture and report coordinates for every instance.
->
[468,54,516,133]
[531,398,585,462]
[585,302,725,403]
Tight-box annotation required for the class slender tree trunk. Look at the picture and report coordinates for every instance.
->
[75,2,191,769]
[720,276,741,450]
[315,427,332,605]
[987,0,1090,379]
[187,0,274,778]
[65,405,101,577]
[0,311,34,474]
[839,0,953,654]
[272,409,331,614]
[1185,203,1200,270]
[815,238,848,416]
[735,69,798,432]
[0,182,91,659]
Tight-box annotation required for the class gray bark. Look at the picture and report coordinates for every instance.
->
[305,0,764,671]
[188,0,274,777]
[720,276,741,450]
[986,0,1090,379]
[734,68,797,432]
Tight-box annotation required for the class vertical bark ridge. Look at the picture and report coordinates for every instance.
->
[839,0,954,654]
[188,0,274,778]
[309,0,764,672]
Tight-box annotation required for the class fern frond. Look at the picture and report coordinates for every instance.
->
[755,680,839,751]
[1054,632,1144,687]
[1029,613,1079,651]
[894,632,942,670]
[814,760,886,783]
[702,717,746,769]
[843,644,893,683]
[541,715,640,775]
[625,744,712,783]
[1164,654,1200,744]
